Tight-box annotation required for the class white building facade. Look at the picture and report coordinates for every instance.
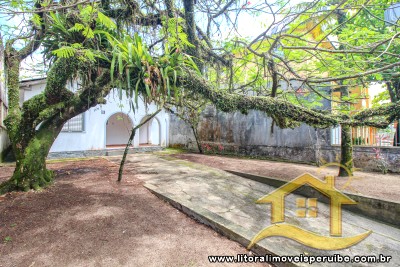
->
[0,43,10,161]
[20,78,169,157]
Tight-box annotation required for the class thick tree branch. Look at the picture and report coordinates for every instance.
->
[179,68,339,128]
[180,68,400,129]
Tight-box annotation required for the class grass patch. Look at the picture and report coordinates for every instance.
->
[217,152,317,166]
[3,236,12,243]
[154,147,188,155]
[46,156,102,164]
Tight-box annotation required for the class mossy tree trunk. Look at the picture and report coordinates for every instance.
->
[1,122,63,192]
[1,45,112,194]
[335,10,353,177]
[387,80,400,146]
[338,124,353,177]
[338,84,354,177]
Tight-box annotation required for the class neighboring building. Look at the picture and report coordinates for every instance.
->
[384,3,400,25]
[330,83,398,147]
[0,41,10,161]
[19,77,169,158]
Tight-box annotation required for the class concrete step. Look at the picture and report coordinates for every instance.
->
[47,146,164,159]
[122,154,400,267]
[2,146,165,162]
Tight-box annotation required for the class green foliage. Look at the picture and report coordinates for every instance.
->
[97,11,117,30]
[39,2,200,111]
[9,0,24,8]
[284,0,399,87]
[284,90,324,109]
[109,32,199,107]
[163,17,194,50]
[68,23,85,33]
[43,5,117,63]
[353,136,366,145]
[372,90,390,107]
[40,0,52,7]
[31,14,42,27]
[52,45,76,58]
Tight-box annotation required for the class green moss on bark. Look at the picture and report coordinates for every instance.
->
[0,127,56,194]
[1,61,111,194]
[338,125,354,177]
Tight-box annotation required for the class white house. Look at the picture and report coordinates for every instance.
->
[0,43,10,161]
[19,77,169,158]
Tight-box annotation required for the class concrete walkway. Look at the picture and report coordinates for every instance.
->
[109,154,400,267]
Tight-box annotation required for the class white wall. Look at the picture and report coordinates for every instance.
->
[138,117,161,145]
[139,120,149,144]
[20,80,170,152]
[150,118,160,145]
[106,113,133,146]
[0,44,10,158]
[0,127,9,158]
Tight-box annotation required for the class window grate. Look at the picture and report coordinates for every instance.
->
[62,114,84,132]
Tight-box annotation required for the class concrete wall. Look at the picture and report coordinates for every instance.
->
[170,106,329,163]
[169,105,400,173]
[20,79,169,153]
[320,145,400,173]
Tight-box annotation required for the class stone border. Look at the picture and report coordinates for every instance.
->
[47,146,164,159]
[226,170,400,228]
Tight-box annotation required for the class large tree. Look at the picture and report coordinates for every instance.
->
[1,0,400,193]
[206,0,400,176]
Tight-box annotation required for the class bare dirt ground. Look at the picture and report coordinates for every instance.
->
[171,153,400,203]
[0,158,270,267]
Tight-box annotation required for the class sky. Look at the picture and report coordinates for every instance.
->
[196,0,314,42]
[234,0,312,38]
[0,6,47,79]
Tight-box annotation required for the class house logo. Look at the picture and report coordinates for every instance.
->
[247,173,372,250]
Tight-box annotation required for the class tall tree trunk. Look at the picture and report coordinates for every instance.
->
[338,124,353,177]
[191,125,203,154]
[2,54,73,193]
[1,49,111,193]
[387,81,400,146]
[0,121,62,194]
[118,109,161,181]
[335,10,353,177]
[338,84,353,177]
[183,0,204,72]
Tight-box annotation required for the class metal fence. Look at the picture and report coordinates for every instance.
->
[331,122,399,147]
[61,114,84,132]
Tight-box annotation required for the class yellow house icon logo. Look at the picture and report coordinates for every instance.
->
[248,173,372,250]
